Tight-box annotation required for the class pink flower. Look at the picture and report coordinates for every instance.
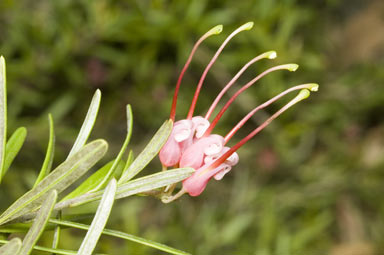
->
[160,22,318,200]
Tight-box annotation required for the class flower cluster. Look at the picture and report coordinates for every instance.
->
[159,22,318,200]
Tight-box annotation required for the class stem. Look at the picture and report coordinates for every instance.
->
[204,51,277,120]
[170,25,223,121]
[161,188,186,203]
[187,22,254,119]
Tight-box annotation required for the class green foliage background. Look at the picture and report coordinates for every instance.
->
[1,0,384,254]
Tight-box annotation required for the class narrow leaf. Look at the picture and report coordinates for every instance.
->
[0,219,191,255]
[123,150,134,172]
[52,225,61,249]
[2,127,27,177]
[34,114,55,187]
[116,167,193,199]
[0,238,21,254]
[77,179,117,255]
[52,211,62,251]
[67,89,101,159]
[0,240,76,255]
[50,219,190,255]
[55,167,193,209]
[0,56,7,182]
[90,104,133,192]
[0,139,108,225]
[19,190,57,255]
[118,119,172,183]
[61,160,124,201]
[116,150,133,181]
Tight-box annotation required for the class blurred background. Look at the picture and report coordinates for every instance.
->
[1,0,384,254]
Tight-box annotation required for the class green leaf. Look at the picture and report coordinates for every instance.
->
[50,219,191,255]
[115,167,193,199]
[2,127,27,177]
[90,105,133,192]
[0,56,7,183]
[34,114,55,187]
[0,240,77,255]
[0,238,21,254]
[0,218,191,255]
[61,160,124,202]
[77,179,117,255]
[123,150,134,172]
[19,190,57,255]
[55,167,193,209]
[67,89,101,159]
[52,224,61,250]
[52,211,62,251]
[118,119,172,183]
[0,139,108,225]
[116,150,133,181]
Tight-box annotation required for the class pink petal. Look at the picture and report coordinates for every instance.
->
[192,116,210,138]
[173,120,193,142]
[203,134,225,156]
[179,135,193,153]
[182,163,229,196]
[213,163,232,180]
[179,141,205,169]
[224,151,239,166]
[204,146,239,166]
[179,134,225,169]
[159,133,182,167]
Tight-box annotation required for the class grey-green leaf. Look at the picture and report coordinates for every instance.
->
[52,211,62,251]
[0,238,21,254]
[61,160,124,201]
[0,239,77,255]
[34,114,55,187]
[3,127,27,177]
[55,167,194,209]
[19,190,57,255]
[0,56,7,182]
[67,89,101,159]
[77,179,117,255]
[118,119,172,183]
[0,139,108,225]
[115,167,193,199]
[122,150,134,173]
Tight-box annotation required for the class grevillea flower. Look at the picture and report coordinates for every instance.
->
[159,22,318,201]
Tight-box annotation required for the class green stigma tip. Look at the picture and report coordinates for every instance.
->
[240,21,254,31]
[297,89,311,100]
[285,64,299,72]
[307,83,319,92]
[209,25,223,35]
[265,51,277,59]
